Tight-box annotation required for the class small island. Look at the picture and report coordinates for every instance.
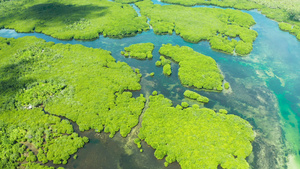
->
[159,44,224,90]
[121,42,154,59]
[184,90,209,103]
[138,94,255,169]
[155,56,172,76]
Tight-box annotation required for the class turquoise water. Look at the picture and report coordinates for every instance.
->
[1,1,300,168]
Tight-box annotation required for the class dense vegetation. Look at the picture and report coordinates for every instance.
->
[279,22,300,40]
[159,44,224,90]
[0,1,263,168]
[115,0,142,3]
[183,90,209,103]
[139,94,255,168]
[160,0,300,40]
[161,0,259,9]
[159,56,171,66]
[0,109,88,167]
[121,43,154,59]
[155,56,172,76]
[0,0,149,39]
[251,0,300,21]
[162,64,172,76]
[136,0,258,55]
[0,36,147,167]
[22,162,63,169]
[224,82,230,89]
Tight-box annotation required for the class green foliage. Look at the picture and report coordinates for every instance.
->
[73,154,78,160]
[235,41,253,56]
[163,64,172,76]
[224,82,230,89]
[160,0,300,40]
[160,56,171,66]
[46,133,88,164]
[0,37,146,167]
[0,0,149,40]
[152,91,158,96]
[114,0,142,4]
[122,43,154,60]
[160,0,300,23]
[155,61,162,66]
[251,0,300,22]
[181,102,189,108]
[15,80,66,109]
[159,56,172,76]
[150,72,155,76]
[37,149,48,164]
[159,44,224,90]
[209,35,237,54]
[0,109,86,167]
[176,105,183,110]
[136,0,257,55]
[0,36,145,136]
[279,22,300,40]
[184,90,209,103]
[151,21,174,35]
[279,22,293,31]
[26,151,37,162]
[21,162,56,169]
[139,94,255,169]
[135,68,140,74]
[134,138,142,148]
[259,8,300,40]
[219,109,228,115]
[196,96,209,103]
[160,0,261,9]
[260,7,289,22]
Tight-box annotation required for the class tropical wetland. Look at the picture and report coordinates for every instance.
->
[0,0,300,168]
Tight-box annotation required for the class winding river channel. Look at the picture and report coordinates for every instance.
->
[1,0,300,168]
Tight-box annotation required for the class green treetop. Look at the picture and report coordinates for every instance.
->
[160,0,300,41]
[159,44,224,91]
[121,43,155,60]
[0,36,147,167]
[184,90,209,103]
[0,0,149,40]
[136,0,258,55]
[139,94,255,169]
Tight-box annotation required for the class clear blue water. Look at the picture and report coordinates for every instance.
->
[1,1,300,168]
[130,4,141,17]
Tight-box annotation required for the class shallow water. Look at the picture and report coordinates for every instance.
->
[1,1,300,168]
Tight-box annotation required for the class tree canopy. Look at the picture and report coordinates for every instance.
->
[121,43,154,60]
[159,0,300,40]
[0,36,146,167]
[0,0,149,40]
[184,90,209,103]
[139,94,255,169]
[159,44,224,90]
[136,0,258,55]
